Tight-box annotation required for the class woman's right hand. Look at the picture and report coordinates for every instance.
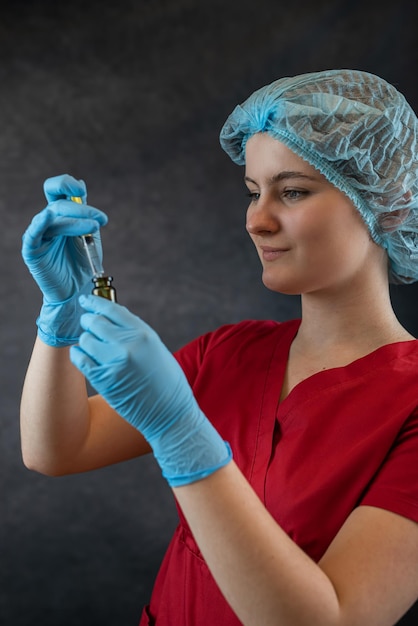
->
[22,174,108,304]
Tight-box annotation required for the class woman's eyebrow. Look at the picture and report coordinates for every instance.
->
[244,171,319,185]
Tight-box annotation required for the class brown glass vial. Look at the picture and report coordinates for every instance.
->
[92,276,117,302]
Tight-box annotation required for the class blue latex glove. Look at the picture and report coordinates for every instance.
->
[70,295,232,487]
[21,174,108,346]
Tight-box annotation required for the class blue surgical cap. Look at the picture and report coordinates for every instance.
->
[220,69,418,284]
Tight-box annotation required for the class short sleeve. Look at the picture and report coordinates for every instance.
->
[173,322,239,387]
[361,408,418,523]
[173,319,283,388]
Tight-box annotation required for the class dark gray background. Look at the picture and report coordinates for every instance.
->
[2,1,418,624]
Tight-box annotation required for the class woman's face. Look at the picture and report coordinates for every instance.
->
[244,133,387,296]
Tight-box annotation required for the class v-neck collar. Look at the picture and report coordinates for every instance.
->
[276,321,418,418]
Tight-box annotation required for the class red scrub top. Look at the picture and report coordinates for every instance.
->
[139,319,418,625]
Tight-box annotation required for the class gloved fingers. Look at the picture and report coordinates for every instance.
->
[22,214,102,255]
[69,344,100,376]
[79,294,149,331]
[22,204,106,251]
[79,310,119,341]
[43,174,87,203]
[77,328,127,365]
[79,309,146,351]
[45,199,107,226]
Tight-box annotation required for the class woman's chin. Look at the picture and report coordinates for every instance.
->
[261,272,301,296]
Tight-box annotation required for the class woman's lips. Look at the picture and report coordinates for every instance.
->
[260,246,290,261]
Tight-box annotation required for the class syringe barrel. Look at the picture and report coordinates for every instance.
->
[70,195,117,301]
[70,195,105,278]
[81,233,105,278]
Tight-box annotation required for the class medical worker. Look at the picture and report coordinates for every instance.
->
[21,69,418,625]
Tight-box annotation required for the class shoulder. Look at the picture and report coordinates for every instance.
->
[174,319,299,384]
[176,318,299,359]
[375,339,418,383]
[396,339,418,364]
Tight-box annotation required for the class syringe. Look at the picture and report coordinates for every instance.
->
[70,196,117,301]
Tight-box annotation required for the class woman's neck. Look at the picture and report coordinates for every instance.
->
[295,278,414,357]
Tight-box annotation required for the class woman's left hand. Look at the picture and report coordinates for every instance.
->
[70,295,231,486]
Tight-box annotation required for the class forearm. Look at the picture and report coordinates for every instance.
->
[20,336,90,475]
[174,461,340,626]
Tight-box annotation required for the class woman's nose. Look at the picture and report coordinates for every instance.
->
[246,198,280,235]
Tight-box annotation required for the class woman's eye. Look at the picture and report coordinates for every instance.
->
[246,191,260,202]
[283,189,306,200]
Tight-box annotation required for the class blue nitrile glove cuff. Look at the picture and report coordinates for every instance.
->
[135,385,233,487]
[152,425,232,487]
[37,282,91,347]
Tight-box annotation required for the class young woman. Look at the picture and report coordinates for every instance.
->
[21,69,418,625]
